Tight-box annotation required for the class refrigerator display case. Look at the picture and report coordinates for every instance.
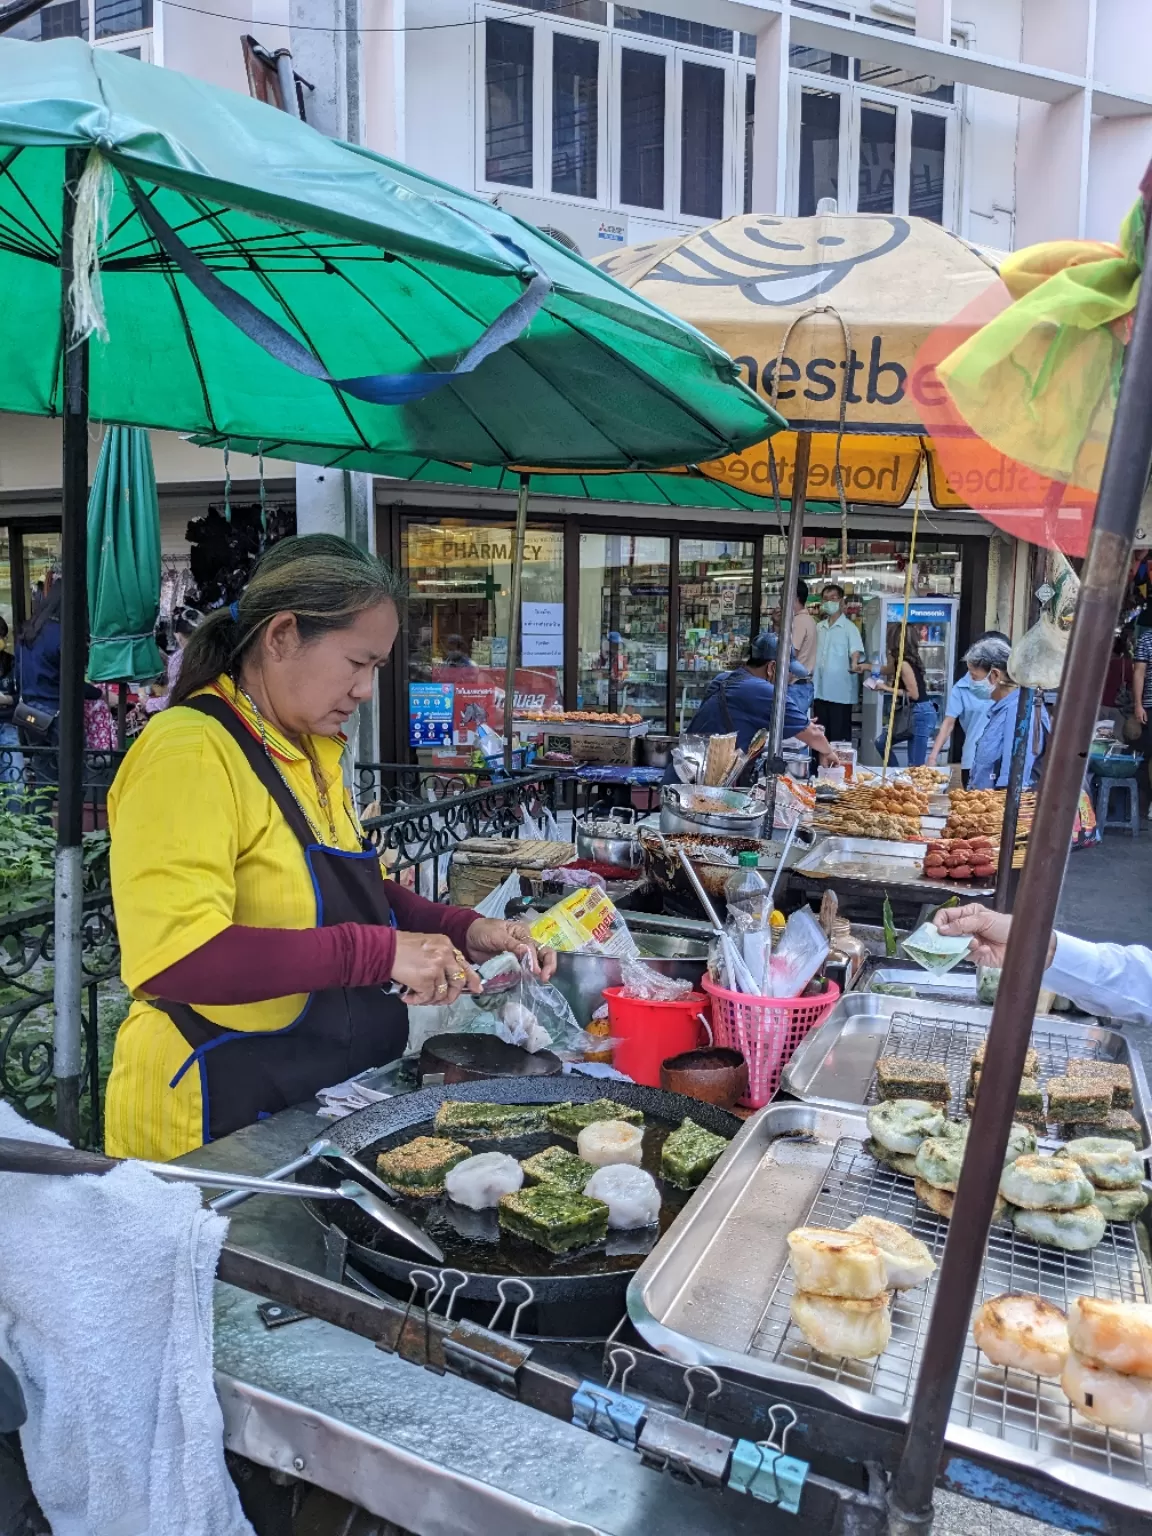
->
[674,539,756,733]
[859,595,959,765]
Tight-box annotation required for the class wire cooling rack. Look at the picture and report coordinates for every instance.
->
[862,1011,1126,1121]
[749,1137,1152,1488]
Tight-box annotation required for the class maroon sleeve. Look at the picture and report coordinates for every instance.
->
[385,882,477,957]
[143,923,398,1006]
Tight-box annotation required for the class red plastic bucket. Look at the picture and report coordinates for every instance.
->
[602,987,711,1087]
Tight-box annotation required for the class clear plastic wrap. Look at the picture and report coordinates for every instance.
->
[672,735,708,784]
[619,956,693,1000]
[902,921,972,975]
[442,952,610,1058]
[766,906,830,998]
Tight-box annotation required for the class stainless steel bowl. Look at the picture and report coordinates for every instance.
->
[640,734,676,769]
[552,935,710,1027]
[574,813,643,868]
[660,784,767,839]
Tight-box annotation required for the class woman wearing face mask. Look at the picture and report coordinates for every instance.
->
[872,623,938,767]
[966,636,1050,791]
[104,535,555,1162]
[926,632,1007,784]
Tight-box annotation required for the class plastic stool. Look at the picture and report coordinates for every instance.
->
[1093,773,1141,837]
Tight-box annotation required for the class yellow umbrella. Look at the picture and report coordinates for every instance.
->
[598,212,999,507]
[597,213,1002,768]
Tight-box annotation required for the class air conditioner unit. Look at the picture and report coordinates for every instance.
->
[488,192,640,260]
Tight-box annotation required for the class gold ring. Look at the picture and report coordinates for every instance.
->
[450,969,467,982]
[435,981,448,994]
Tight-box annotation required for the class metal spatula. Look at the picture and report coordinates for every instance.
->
[0,1137,444,1263]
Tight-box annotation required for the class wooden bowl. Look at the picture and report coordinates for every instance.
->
[660,1046,748,1109]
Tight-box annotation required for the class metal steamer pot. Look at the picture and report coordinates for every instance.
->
[574,807,643,868]
[660,784,767,839]
[639,734,676,769]
[641,829,775,902]
[551,932,710,1027]
[296,1076,739,1338]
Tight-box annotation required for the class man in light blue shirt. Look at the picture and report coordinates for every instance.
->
[813,583,865,746]
[926,632,1008,782]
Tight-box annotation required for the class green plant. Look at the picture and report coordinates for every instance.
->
[0,806,110,913]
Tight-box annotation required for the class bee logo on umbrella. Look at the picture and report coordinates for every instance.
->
[610,215,911,307]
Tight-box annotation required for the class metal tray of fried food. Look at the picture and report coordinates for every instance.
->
[780,992,1149,1138]
[628,1099,1152,1516]
[862,961,980,1006]
[793,836,995,896]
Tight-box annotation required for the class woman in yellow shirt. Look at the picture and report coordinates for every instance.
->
[105,535,552,1161]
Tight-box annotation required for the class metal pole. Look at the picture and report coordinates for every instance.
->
[888,207,1152,1536]
[993,686,1034,912]
[766,432,811,765]
[503,473,529,774]
[55,146,90,1146]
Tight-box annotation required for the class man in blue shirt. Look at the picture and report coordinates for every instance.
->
[966,637,1049,790]
[663,632,836,780]
[926,631,1008,784]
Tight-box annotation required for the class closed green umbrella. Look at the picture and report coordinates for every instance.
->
[86,427,164,684]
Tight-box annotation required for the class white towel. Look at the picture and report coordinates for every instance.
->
[0,1103,253,1536]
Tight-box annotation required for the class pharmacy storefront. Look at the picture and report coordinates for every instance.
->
[378,500,990,764]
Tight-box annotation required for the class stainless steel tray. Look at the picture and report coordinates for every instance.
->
[780,993,1149,1139]
[862,964,979,1004]
[793,836,994,897]
[628,1100,1152,1516]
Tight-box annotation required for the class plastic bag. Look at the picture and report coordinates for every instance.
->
[620,956,693,1001]
[530,886,639,958]
[725,903,773,995]
[672,735,707,784]
[473,870,527,920]
[767,907,829,998]
[442,953,606,1058]
[902,921,972,975]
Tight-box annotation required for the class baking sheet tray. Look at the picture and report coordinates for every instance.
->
[779,993,1148,1140]
[793,836,994,897]
[862,963,980,1005]
[628,1099,1152,1516]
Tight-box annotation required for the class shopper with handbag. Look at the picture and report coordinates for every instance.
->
[871,622,938,767]
[13,581,63,795]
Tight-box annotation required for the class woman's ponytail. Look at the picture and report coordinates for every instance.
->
[167,533,405,709]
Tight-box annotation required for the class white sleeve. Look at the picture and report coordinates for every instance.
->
[1042,931,1152,1026]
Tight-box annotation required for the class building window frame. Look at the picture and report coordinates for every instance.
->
[476,2,610,208]
[783,63,959,225]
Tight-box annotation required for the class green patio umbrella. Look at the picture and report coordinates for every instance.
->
[0,38,780,1140]
[87,427,164,684]
[0,40,777,469]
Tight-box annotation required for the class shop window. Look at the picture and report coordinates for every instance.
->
[789,44,849,78]
[680,60,725,219]
[552,33,599,198]
[500,0,606,19]
[619,48,666,208]
[10,0,88,37]
[676,540,755,733]
[403,523,563,754]
[486,19,534,188]
[578,532,669,731]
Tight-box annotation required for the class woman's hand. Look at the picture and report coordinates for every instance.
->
[933,903,1056,970]
[925,747,939,766]
[391,932,482,1006]
[466,917,557,982]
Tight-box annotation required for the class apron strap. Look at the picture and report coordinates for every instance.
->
[718,672,737,734]
[177,693,316,850]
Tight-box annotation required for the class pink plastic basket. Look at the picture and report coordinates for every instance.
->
[701,977,840,1108]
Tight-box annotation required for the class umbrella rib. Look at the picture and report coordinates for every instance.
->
[187,196,376,452]
[275,226,514,461]
[0,149,57,260]
[153,234,220,435]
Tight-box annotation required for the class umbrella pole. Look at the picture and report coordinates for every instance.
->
[992,685,1034,911]
[503,473,529,775]
[54,147,90,1145]
[764,431,811,826]
[887,211,1152,1536]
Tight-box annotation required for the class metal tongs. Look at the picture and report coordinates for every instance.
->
[0,1136,444,1262]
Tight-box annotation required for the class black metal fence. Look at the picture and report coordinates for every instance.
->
[0,766,567,1144]
[0,747,125,828]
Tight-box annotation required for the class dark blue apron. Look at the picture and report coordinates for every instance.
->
[160,695,409,1144]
